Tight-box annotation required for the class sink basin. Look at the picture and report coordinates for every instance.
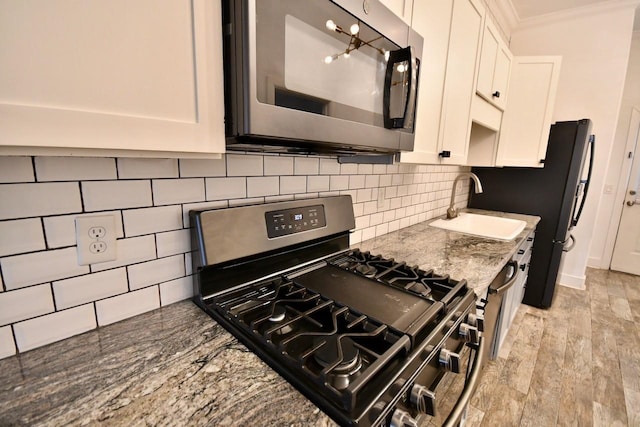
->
[429,213,526,241]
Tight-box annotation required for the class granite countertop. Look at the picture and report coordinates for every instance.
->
[358,209,540,295]
[0,209,539,426]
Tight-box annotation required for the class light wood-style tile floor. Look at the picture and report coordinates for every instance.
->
[468,267,640,426]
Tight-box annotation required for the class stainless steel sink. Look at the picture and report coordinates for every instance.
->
[429,213,526,241]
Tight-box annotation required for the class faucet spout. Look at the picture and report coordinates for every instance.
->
[447,172,483,219]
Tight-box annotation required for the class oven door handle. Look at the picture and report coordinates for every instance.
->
[442,336,486,427]
[488,260,518,296]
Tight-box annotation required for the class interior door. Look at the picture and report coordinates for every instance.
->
[611,107,640,275]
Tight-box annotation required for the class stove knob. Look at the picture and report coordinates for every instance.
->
[459,322,480,346]
[439,348,461,373]
[389,408,418,427]
[467,312,485,332]
[409,383,436,416]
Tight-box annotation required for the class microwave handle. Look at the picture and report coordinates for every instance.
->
[383,46,418,130]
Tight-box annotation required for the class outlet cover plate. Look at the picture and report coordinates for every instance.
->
[75,215,117,265]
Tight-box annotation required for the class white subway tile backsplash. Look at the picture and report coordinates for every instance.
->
[307,176,330,192]
[0,284,54,326]
[13,304,96,352]
[319,158,340,175]
[362,226,376,241]
[375,223,389,237]
[229,197,264,207]
[82,180,152,211]
[379,174,392,187]
[53,268,128,310]
[95,286,159,326]
[91,235,156,273]
[340,163,358,175]
[356,188,372,203]
[0,326,16,359]
[264,156,293,176]
[358,164,373,175]
[349,175,365,189]
[330,176,349,191]
[159,276,193,306]
[1,247,89,290]
[0,152,469,358]
[153,178,205,206]
[185,253,192,276]
[247,177,279,197]
[227,154,263,176]
[179,158,226,177]
[117,158,178,179]
[365,175,380,188]
[0,183,82,220]
[370,212,384,226]
[156,229,190,258]
[128,255,185,290]
[44,212,124,249]
[0,157,34,183]
[206,177,246,200]
[294,157,319,175]
[0,218,45,257]
[373,164,387,174]
[123,206,182,238]
[280,176,306,194]
[35,157,116,181]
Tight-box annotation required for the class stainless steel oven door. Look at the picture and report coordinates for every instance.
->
[403,337,485,427]
[226,0,423,153]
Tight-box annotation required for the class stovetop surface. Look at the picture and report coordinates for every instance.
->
[202,249,469,422]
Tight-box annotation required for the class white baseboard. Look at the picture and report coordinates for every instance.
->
[558,272,586,290]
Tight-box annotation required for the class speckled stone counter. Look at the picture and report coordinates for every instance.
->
[0,209,538,426]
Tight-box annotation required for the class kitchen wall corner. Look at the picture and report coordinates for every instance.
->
[0,153,470,359]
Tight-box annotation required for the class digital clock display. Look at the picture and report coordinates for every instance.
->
[292,213,303,221]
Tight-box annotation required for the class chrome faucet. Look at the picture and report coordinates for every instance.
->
[447,172,483,219]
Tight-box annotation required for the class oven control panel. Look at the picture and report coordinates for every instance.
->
[265,204,326,238]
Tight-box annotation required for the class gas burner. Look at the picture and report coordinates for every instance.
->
[405,282,433,298]
[313,336,362,390]
[269,305,286,322]
[355,264,377,278]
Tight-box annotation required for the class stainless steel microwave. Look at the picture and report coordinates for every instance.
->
[222,0,424,156]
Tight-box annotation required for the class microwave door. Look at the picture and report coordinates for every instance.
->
[225,0,422,153]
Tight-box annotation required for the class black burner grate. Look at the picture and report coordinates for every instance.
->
[210,275,411,413]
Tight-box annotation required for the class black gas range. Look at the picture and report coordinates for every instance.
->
[190,196,485,427]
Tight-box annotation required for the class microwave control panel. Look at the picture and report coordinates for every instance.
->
[265,205,326,238]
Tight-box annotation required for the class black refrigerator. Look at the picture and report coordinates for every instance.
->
[469,119,595,308]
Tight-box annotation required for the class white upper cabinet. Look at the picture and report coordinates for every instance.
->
[401,0,484,165]
[379,0,414,24]
[476,19,512,111]
[496,56,562,167]
[400,0,453,164]
[0,0,225,157]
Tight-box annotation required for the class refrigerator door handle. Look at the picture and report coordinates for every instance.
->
[562,234,576,252]
[572,134,595,227]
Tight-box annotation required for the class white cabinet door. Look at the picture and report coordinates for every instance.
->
[476,19,511,111]
[438,0,485,165]
[0,0,225,157]
[379,0,414,24]
[400,0,453,164]
[496,56,562,167]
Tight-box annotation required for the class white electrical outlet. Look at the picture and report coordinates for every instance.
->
[75,215,117,265]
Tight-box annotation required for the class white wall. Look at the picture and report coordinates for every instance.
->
[599,31,640,268]
[509,4,636,288]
